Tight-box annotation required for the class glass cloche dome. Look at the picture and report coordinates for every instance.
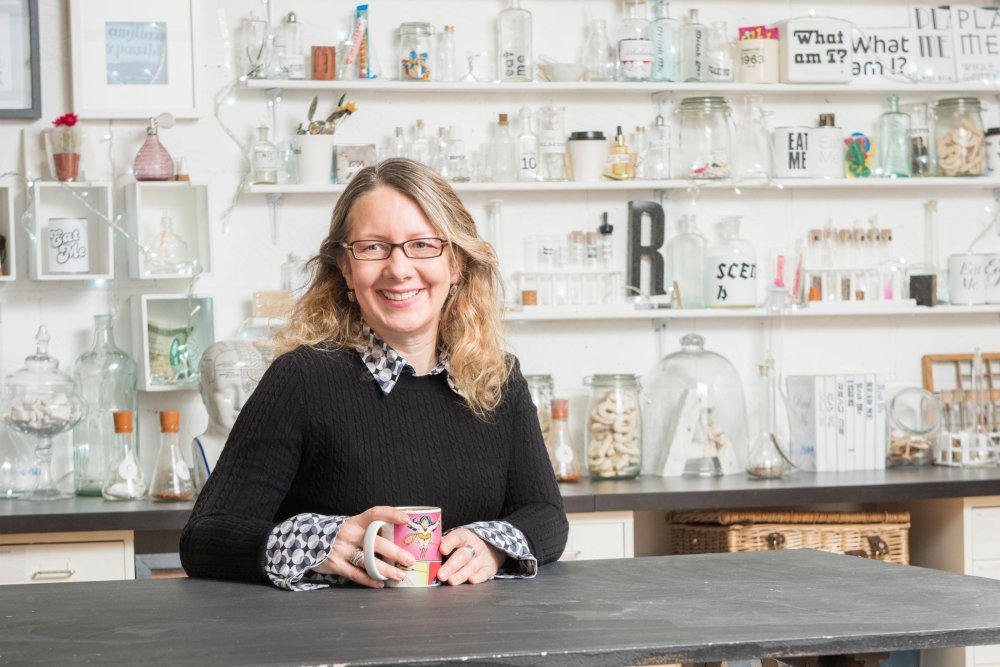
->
[641,333,748,477]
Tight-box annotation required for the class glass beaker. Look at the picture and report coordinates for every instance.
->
[731,95,772,180]
[584,374,642,479]
[886,388,939,467]
[678,96,732,179]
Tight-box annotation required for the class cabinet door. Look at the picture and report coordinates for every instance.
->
[0,540,130,585]
[971,507,1000,561]
[562,512,634,561]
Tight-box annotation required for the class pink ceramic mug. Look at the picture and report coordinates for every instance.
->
[363,506,442,587]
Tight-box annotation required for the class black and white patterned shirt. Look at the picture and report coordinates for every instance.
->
[264,328,537,591]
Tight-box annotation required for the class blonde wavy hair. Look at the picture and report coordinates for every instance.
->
[274,158,511,418]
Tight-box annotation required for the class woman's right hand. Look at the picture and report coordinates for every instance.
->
[311,506,416,588]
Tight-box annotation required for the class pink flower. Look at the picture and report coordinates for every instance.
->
[53,113,79,128]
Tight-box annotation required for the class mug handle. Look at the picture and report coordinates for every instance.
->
[363,520,389,581]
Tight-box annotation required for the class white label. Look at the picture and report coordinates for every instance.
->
[707,253,758,306]
[286,55,306,79]
[618,39,653,79]
[555,443,574,465]
[118,455,138,481]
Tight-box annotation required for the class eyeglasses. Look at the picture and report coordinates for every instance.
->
[339,238,449,261]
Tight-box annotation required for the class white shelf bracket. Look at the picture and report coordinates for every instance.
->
[266,193,283,244]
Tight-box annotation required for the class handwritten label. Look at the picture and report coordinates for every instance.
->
[707,257,758,306]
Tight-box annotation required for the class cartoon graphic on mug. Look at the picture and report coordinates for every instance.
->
[363,506,443,587]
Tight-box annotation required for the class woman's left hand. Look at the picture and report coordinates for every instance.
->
[438,528,505,585]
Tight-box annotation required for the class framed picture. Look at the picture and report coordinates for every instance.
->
[69,0,200,119]
[0,0,41,118]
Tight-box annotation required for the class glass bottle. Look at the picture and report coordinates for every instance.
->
[550,399,580,482]
[608,125,631,179]
[408,119,432,164]
[704,22,735,82]
[2,326,85,500]
[617,0,653,82]
[133,117,175,181]
[678,96,731,179]
[706,215,757,308]
[630,125,647,179]
[934,97,986,177]
[731,95,772,180]
[525,375,554,464]
[875,95,912,178]
[517,106,539,181]
[497,0,533,82]
[746,357,791,479]
[399,22,433,81]
[279,12,305,79]
[649,0,681,82]
[681,9,706,82]
[438,24,458,82]
[445,126,471,182]
[666,214,707,308]
[241,11,270,78]
[432,127,449,175]
[102,410,147,500]
[581,19,615,82]
[584,374,642,479]
[537,105,568,181]
[909,103,933,176]
[813,112,844,179]
[598,213,614,270]
[250,125,278,185]
[72,315,138,496]
[146,210,191,275]
[489,113,518,182]
[150,410,195,501]
[643,114,670,179]
[389,126,408,159]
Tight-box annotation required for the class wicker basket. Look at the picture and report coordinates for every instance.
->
[667,510,910,565]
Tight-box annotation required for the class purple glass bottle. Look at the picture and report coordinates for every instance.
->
[133,117,175,181]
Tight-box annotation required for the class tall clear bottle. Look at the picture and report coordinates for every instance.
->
[581,19,615,82]
[150,410,195,501]
[517,106,539,181]
[445,126,471,182]
[489,113,518,182]
[649,0,681,82]
[408,119,432,164]
[498,0,533,82]
[102,410,147,500]
[666,214,707,308]
[705,22,735,82]
[617,0,653,81]
[875,95,912,178]
[250,125,278,185]
[278,12,305,79]
[72,315,138,496]
[681,9,706,82]
[437,25,458,82]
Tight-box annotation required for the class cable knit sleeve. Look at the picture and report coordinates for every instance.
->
[497,359,568,565]
[180,349,309,584]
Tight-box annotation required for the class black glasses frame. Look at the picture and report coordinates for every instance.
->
[339,238,449,261]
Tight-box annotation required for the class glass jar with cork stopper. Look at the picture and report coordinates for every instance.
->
[150,410,195,501]
[549,398,580,482]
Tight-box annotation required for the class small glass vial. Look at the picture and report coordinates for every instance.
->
[399,22,433,81]
[134,117,175,181]
[445,126,471,183]
[250,125,278,185]
[584,374,642,479]
[408,119,432,164]
[497,0,533,82]
[525,375,554,461]
[489,113,518,182]
[150,410,195,501]
[643,114,671,179]
[598,214,614,269]
[875,95,912,178]
[934,97,986,177]
[550,399,580,482]
[537,105,568,181]
[608,126,631,179]
[102,410,147,500]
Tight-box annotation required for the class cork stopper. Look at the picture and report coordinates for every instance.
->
[498,113,509,125]
[159,410,180,433]
[819,113,836,127]
[551,398,569,420]
[113,410,133,434]
[808,228,822,242]
[882,228,893,242]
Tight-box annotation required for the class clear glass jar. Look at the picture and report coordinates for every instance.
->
[642,333,748,477]
[72,315,138,496]
[525,374,554,462]
[584,374,642,479]
[934,97,986,177]
[399,22,433,81]
[678,96,731,179]
[886,387,939,467]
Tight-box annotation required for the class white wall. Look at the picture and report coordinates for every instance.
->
[1,0,999,483]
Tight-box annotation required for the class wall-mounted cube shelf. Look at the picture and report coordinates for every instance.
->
[130,293,215,392]
[125,182,212,279]
[28,181,114,281]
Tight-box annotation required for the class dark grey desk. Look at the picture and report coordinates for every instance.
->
[2,550,999,666]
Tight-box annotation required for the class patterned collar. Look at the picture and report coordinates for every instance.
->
[358,325,462,396]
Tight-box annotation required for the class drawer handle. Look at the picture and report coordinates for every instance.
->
[31,568,76,580]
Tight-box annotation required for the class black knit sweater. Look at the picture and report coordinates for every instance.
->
[180,345,568,584]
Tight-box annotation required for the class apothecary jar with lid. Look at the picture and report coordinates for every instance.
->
[678,96,732,179]
[934,97,986,177]
[583,374,642,479]
[399,22,434,81]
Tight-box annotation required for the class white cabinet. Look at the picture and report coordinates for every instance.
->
[562,511,634,561]
[0,530,135,585]
[907,496,1000,667]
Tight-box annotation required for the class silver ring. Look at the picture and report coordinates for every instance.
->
[464,544,477,557]
[349,548,365,568]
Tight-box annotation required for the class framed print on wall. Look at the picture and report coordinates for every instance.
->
[0,0,42,118]
[69,0,200,119]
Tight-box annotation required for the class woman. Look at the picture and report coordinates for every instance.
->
[180,158,568,590]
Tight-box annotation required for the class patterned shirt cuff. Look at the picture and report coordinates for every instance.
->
[463,520,538,579]
[265,513,348,591]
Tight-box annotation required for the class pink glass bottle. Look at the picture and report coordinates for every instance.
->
[133,117,175,181]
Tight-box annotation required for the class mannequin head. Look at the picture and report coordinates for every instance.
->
[198,341,267,433]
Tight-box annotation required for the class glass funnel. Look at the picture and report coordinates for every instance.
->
[642,333,748,476]
[2,326,84,500]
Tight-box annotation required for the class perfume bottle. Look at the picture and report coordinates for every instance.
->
[133,117,175,181]
[681,9,706,82]
[146,209,191,275]
[149,410,195,501]
[650,0,681,82]
[581,19,615,82]
[608,126,631,179]
[102,410,147,501]
[704,22,735,82]
[617,0,653,81]
[498,0,533,82]
[250,125,278,185]
[875,95,912,178]
[666,214,707,308]
[489,113,518,182]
